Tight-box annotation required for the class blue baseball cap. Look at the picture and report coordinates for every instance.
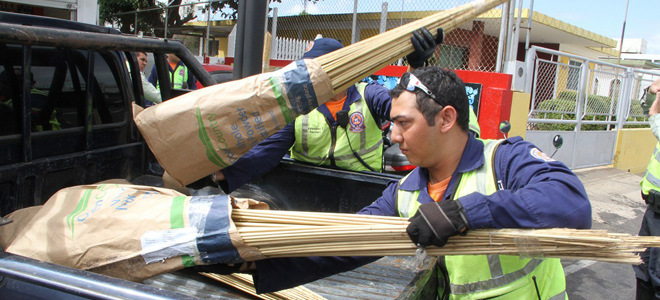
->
[302,38,343,59]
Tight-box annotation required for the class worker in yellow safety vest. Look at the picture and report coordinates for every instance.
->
[210,28,481,194]
[203,66,591,300]
[0,68,60,132]
[635,77,660,300]
[210,28,441,191]
[147,53,196,105]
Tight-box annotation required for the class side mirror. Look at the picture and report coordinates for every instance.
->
[551,135,563,158]
[499,120,510,138]
[552,135,563,150]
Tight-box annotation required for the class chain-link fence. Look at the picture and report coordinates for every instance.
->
[105,0,506,73]
[528,54,626,131]
[628,70,660,125]
[527,46,660,132]
[267,0,504,72]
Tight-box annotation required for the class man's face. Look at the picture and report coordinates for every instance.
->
[167,54,180,64]
[390,91,444,168]
[137,53,148,72]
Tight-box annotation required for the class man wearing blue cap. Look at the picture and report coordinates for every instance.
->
[211,29,443,194]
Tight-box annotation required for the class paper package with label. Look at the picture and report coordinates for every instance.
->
[5,184,268,282]
[133,59,334,187]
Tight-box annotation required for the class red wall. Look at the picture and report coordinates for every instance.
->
[375,66,513,139]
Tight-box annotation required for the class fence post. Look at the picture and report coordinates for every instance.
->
[576,60,590,132]
[617,68,634,130]
[380,2,388,33]
[204,3,211,58]
[496,1,509,73]
[523,46,537,94]
[271,7,279,60]
[164,6,168,39]
[351,0,358,44]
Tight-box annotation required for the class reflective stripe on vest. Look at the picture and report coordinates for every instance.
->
[641,143,660,195]
[396,139,567,299]
[290,83,383,171]
[469,105,481,137]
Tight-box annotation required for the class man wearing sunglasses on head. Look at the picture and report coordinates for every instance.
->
[201,66,591,298]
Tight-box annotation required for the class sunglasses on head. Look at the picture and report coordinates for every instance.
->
[398,72,436,100]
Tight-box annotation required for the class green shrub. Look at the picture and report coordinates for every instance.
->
[532,91,648,131]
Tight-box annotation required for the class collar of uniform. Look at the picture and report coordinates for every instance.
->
[398,133,485,192]
[455,133,486,174]
[168,61,185,72]
[317,84,360,122]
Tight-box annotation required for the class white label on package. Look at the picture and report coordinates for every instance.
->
[140,227,198,264]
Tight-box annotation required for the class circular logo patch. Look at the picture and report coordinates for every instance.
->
[530,148,555,162]
[349,112,365,132]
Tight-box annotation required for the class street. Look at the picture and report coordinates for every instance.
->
[565,167,646,300]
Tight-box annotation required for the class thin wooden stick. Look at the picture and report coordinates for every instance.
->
[228,209,660,265]
[313,0,510,93]
[200,272,327,300]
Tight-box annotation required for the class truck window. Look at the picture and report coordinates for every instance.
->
[0,44,129,165]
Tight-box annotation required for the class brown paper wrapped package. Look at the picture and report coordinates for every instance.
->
[6,184,268,282]
[134,59,333,187]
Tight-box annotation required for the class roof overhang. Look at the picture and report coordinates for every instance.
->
[180,9,618,52]
[462,9,617,49]
[170,20,235,39]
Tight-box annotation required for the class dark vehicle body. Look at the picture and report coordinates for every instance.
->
[0,11,435,300]
[197,63,234,89]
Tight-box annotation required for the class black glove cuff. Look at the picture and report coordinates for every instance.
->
[417,200,468,239]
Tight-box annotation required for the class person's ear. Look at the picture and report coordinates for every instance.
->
[436,106,457,133]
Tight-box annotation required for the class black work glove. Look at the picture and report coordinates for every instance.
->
[406,200,468,247]
[406,27,444,69]
[191,261,256,275]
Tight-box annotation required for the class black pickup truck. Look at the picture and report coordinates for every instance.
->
[0,12,436,300]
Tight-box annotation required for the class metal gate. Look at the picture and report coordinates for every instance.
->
[523,46,660,169]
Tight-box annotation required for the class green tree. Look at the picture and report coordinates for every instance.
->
[101,0,231,38]
[100,1,322,38]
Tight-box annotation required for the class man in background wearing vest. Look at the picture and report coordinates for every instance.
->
[147,53,197,100]
[209,28,453,194]
[636,77,660,300]
[218,66,592,299]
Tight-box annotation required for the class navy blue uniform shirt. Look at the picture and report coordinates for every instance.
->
[219,82,392,193]
[252,134,591,293]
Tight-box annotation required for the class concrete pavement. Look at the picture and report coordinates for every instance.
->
[565,166,647,300]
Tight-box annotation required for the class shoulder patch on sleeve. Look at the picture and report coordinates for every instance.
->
[530,148,556,162]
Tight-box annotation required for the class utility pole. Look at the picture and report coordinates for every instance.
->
[617,0,630,65]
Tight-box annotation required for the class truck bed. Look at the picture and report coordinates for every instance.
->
[144,256,435,299]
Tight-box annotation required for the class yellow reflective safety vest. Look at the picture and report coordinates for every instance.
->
[30,88,61,131]
[157,63,189,89]
[469,106,481,137]
[396,139,567,300]
[641,142,660,196]
[290,83,383,171]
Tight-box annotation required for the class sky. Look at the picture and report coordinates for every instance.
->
[527,0,660,55]
[197,0,660,54]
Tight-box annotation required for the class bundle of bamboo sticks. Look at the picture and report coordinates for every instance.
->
[317,0,510,93]
[200,272,326,300]
[232,209,660,265]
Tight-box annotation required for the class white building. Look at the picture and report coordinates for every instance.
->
[0,0,99,25]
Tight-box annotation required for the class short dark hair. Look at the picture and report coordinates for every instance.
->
[389,67,469,131]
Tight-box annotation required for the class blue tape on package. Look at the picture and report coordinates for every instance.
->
[194,195,243,264]
[282,60,319,115]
